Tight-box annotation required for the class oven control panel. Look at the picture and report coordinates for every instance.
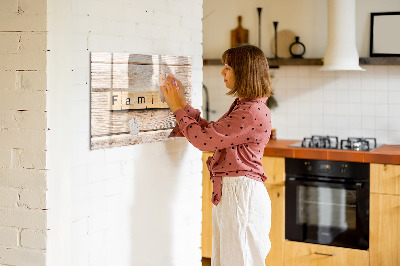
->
[286,158,369,180]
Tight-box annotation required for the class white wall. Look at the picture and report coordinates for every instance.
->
[46,0,203,266]
[203,0,400,145]
[0,0,48,265]
[203,0,400,58]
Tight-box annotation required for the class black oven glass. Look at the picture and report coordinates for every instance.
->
[298,186,356,240]
[285,158,369,250]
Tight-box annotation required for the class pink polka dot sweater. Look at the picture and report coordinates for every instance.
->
[169,97,271,206]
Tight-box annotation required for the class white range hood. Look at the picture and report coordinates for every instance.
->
[320,0,365,71]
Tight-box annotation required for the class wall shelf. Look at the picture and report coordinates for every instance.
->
[359,57,400,65]
[203,57,400,67]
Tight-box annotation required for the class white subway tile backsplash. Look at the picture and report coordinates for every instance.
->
[335,72,349,90]
[388,76,400,91]
[336,90,349,103]
[298,67,311,78]
[361,129,375,138]
[323,87,336,103]
[285,66,298,77]
[389,117,400,131]
[375,104,389,117]
[374,77,388,91]
[323,115,336,129]
[388,131,400,143]
[310,77,324,90]
[349,128,363,137]
[374,130,389,144]
[362,116,375,130]
[322,70,335,78]
[388,65,400,76]
[375,117,389,129]
[310,66,323,77]
[361,90,375,104]
[336,103,349,116]
[374,90,388,104]
[336,115,348,129]
[205,65,400,144]
[298,77,311,89]
[348,71,362,90]
[348,116,362,129]
[286,77,299,89]
[388,91,400,104]
[374,65,388,77]
[323,103,336,115]
[361,104,374,117]
[347,90,361,104]
[389,104,400,117]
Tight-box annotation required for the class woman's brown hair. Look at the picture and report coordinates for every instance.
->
[221,44,273,99]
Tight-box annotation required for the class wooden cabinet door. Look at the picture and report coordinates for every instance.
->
[264,184,284,266]
[262,156,285,186]
[370,163,400,195]
[284,241,369,266]
[201,152,213,258]
[370,193,400,266]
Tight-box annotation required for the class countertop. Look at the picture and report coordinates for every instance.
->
[263,139,400,165]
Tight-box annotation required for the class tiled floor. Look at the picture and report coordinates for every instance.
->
[202,257,211,266]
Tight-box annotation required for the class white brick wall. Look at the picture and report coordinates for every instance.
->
[0,0,48,265]
[46,1,203,266]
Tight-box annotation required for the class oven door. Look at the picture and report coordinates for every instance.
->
[285,177,369,250]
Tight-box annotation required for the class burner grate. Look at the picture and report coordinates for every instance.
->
[340,137,377,151]
[296,136,378,151]
[301,135,339,149]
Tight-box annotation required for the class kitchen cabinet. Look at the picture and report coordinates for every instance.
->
[370,163,400,195]
[201,152,213,258]
[201,153,286,266]
[370,163,400,266]
[261,156,285,266]
[284,241,369,266]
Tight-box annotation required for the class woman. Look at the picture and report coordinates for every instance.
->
[161,44,273,266]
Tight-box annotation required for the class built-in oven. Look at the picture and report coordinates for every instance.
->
[285,158,370,250]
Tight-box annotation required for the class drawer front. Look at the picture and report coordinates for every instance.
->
[284,241,369,266]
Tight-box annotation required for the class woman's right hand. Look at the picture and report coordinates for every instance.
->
[168,74,187,109]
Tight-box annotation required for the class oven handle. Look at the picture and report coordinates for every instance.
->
[286,177,364,189]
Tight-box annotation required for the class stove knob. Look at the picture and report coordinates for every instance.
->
[305,162,312,171]
[340,164,347,174]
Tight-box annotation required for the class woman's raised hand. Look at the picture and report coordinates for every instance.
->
[168,74,187,108]
[160,74,186,113]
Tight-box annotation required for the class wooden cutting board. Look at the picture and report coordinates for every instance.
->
[231,16,249,48]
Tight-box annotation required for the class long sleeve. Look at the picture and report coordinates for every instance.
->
[173,105,257,152]
[169,104,210,137]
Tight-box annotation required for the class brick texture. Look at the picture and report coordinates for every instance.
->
[0,0,47,264]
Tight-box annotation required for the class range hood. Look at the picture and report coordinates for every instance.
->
[320,0,365,71]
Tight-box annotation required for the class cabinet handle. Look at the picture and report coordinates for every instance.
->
[314,252,335,257]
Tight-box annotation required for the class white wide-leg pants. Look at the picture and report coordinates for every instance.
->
[211,176,271,266]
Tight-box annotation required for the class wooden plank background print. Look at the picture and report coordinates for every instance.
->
[90,52,192,149]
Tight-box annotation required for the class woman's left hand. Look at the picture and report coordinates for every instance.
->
[160,76,184,113]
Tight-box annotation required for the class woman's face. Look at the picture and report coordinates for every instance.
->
[221,64,235,89]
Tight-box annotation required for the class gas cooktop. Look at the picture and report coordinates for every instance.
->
[289,135,383,151]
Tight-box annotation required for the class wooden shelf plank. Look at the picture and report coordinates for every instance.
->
[204,57,400,67]
[359,57,400,65]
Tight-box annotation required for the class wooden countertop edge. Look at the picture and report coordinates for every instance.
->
[263,140,400,165]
